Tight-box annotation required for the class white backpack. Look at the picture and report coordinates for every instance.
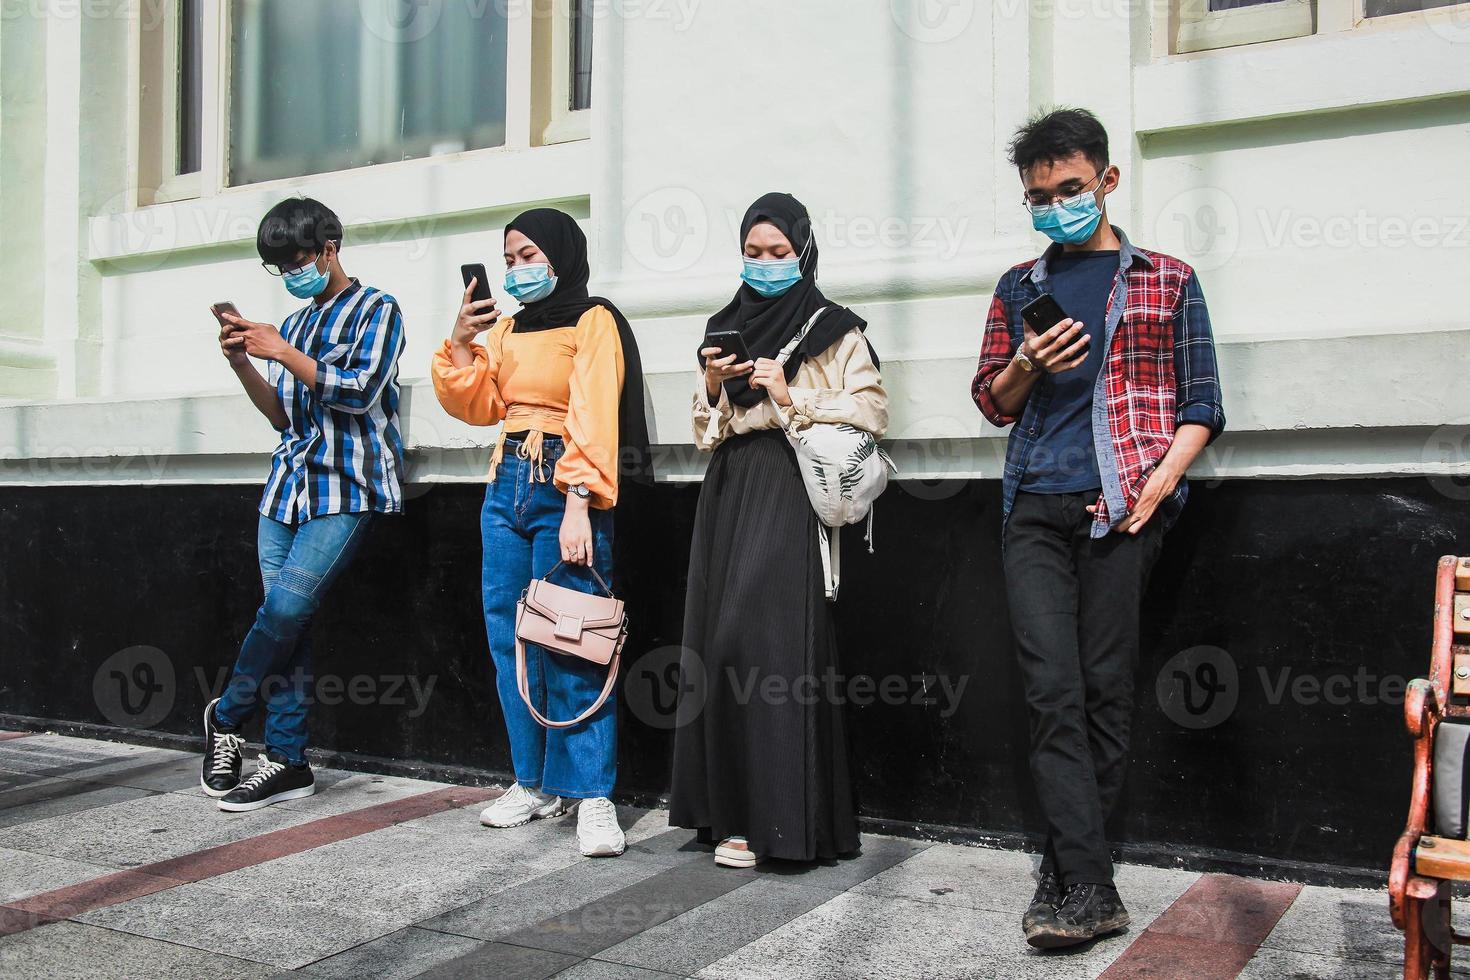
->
[772,308,895,601]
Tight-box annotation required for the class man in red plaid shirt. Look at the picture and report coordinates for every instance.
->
[972,108,1225,949]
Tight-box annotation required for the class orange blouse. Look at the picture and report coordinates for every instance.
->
[430,305,625,509]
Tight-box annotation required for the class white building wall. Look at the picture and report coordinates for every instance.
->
[1,0,1467,486]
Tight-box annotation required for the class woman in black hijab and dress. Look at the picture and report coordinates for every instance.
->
[670,192,889,867]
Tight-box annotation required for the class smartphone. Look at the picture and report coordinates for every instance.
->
[460,263,496,307]
[702,330,752,365]
[210,301,240,327]
[1020,293,1069,333]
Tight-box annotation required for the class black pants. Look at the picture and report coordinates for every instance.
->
[1003,490,1163,888]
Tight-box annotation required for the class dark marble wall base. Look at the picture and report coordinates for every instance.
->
[2,475,1464,874]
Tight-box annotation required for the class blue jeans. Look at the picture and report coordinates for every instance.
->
[215,512,374,764]
[482,434,617,798]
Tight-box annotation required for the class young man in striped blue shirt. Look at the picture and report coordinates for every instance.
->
[202,197,406,811]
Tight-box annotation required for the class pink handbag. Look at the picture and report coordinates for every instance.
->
[514,562,628,729]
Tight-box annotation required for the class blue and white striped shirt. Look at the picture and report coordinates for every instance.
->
[260,280,406,523]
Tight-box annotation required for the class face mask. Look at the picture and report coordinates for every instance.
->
[1029,177,1105,245]
[740,231,811,298]
[283,254,330,300]
[505,262,557,303]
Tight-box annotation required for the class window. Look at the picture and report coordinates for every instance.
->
[1170,0,1470,52]
[136,0,212,202]
[228,0,509,185]
[532,0,593,145]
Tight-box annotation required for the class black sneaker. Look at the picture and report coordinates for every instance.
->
[218,751,315,812]
[1026,883,1131,949]
[200,698,244,798]
[1022,871,1064,938]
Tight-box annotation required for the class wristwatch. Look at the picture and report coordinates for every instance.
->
[568,483,592,500]
[1014,345,1037,373]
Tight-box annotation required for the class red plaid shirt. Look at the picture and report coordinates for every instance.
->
[972,230,1225,538]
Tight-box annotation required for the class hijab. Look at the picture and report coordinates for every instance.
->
[504,208,653,486]
[701,192,873,408]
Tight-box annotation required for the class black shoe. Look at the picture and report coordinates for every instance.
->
[218,751,315,812]
[1022,871,1064,937]
[201,698,244,798]
[1026,883,1131,950]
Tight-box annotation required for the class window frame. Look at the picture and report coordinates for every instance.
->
[532,0,593,147]
[132,0,227,205]
[1164,0,1446,53]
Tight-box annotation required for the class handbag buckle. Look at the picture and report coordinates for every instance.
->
[554,612,585,641]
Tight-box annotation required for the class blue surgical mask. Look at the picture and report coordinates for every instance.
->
[505,262,558,303]
[283,255,330,300]
[741,257,802,297]
[1029,178,1105,246]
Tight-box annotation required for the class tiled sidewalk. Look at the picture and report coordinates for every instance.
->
[0,733,1417,979]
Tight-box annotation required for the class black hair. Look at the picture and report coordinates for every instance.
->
[1007,107,1110,175]
[256,197,344,267]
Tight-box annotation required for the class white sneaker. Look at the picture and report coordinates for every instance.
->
[575,797,626,857]
[479,783,565,828]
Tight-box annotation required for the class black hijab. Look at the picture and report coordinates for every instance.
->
[702,192,873,408]
[504,208,653,486]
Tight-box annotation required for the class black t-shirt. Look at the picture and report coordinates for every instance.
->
[1019,250,1119,494]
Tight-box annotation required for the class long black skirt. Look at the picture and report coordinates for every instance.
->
[669,428,860,862]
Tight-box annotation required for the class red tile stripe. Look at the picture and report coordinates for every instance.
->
[0,784,495,937]
[1100,874,1302,979]
[0,732,36,741]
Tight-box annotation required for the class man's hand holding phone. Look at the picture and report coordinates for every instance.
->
[213,304,249,368]
[217,310,289,362]
[1021,317,1090,374]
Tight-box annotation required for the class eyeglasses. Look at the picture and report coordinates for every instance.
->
[266,255,320,277]
[1022,170,1105,212]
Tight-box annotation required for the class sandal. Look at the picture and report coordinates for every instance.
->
[714,836,764,868]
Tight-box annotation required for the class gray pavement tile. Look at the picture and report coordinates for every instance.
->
[693,889,1134,980]
[267,770,453,816]
[79,751,203,793]
[279,925,482,979]
[553,961,687,979]
[416,941,582,980]
[76,880,402,970]
[419,851,670,941]
[0,919,277,979]
[1240,946,1418,979]
[504,864,752,959]
[0,737,158,775]
[0,779,156,829]
[597,876,842,977]
[851,842,1196,916]
[0,791,316,869]
[201,823,576,925]
[1258,885,1405,969]
[0,846,116,903]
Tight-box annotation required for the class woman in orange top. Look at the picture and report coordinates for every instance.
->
[431,208,650,858]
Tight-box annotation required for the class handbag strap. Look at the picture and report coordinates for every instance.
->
[514,601,623,729]
[539,560,617,598]
[773,307,829,367]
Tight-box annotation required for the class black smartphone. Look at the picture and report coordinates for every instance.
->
[460,263,495,307]
[1020,293,1069,333]
[702,330,752,364]
[210,301,240,327]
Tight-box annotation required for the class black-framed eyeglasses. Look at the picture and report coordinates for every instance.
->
[1022,170,1106,212]
[262,254,318,278]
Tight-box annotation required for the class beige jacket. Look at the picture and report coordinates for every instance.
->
[692,328,888,452]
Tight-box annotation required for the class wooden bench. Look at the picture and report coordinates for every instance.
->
[1391,556,1470,980]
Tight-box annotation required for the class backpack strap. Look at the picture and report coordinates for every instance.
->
[818,523,840,601]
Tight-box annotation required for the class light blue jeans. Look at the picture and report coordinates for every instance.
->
[481,434,617,799]
[215,512,373,764]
